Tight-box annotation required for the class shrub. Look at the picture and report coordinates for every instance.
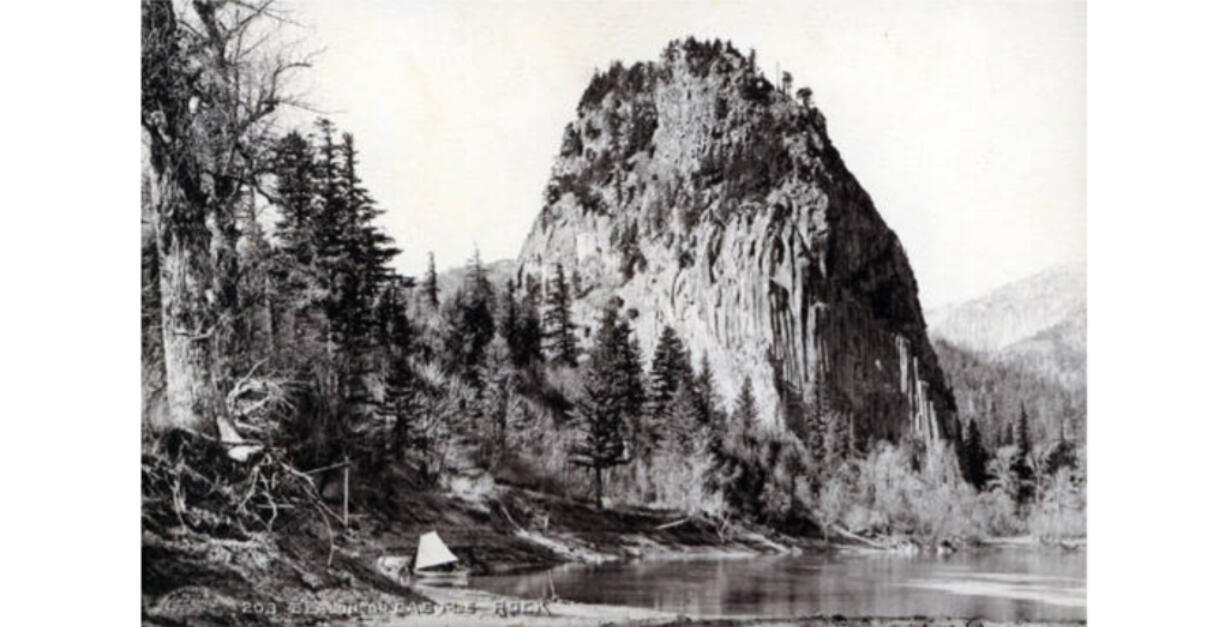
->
[560,122,583,158]
[806,439,1060,542]
[579,62,623,111]
[681,37,725,77]
[1028,466,1086,540]
[739,75,773,104]
[624,101,658,157]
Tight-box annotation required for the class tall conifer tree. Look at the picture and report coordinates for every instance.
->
[570,305,636,507]
[693,353,717,426]
[732,376,757,434]
[1012,403,1036,505]
[647,326,692,417]
[962,418,990,490]
[518,274,544,365]
[444,247,496,383]
[544,263,578,366]
[423,251,440,310]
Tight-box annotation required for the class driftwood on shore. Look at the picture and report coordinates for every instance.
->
[655,517,692,531]
[832,525,890,550]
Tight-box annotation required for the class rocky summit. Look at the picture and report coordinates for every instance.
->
[516,39,955,444]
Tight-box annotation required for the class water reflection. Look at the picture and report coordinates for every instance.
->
[472,548,1086,621]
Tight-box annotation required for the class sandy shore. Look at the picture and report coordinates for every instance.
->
[341,583,1085,627]
[345,584,675,626]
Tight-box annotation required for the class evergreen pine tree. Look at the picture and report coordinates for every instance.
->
[732,376,757,434]
[693,353,717,426]
[272,131,319,270]
[589,306,645,418]
[378,283,417,464]
[340,132,399,303]
[423,251,439,310]
[570,305,635,508]
[962,418,990,490]
[269,130,321,368]
[476,336,514,467]
[544,263,578,366]
[517,273,544,365]
[667,380,704,455]
[613,319,646,421]
[444,247,496,383]
[1012,402,1036,505]
[646,326,694,450]
[647,326,693,416]
[499,278,521,363]
[311,118,350,367]
[466,246,494,304]
[336,132,398,417]
[570,380,630,510]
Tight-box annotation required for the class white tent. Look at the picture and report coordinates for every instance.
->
[415,531,459,571]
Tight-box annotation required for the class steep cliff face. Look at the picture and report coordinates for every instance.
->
[517,39,954,444]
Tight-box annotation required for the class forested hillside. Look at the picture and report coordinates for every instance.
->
[926,263,1086,467]
[934,339,1085,447]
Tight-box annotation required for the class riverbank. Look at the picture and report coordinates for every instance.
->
[142,454,1083,625]
[664,620,1084,627]
[142,462,814,625]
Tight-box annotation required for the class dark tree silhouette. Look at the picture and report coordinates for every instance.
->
[961,419,990,490]
[692,353,717,426]
[732,376,757,433]
[1012,403,1036,505]
[570,306,637,508]
[544,263,578,366]
[423,252,439,310]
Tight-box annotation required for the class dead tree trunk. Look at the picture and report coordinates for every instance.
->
[143,0,219,434]
[142,0,308,434]
[149,154,221,434]
[594,468,604,510]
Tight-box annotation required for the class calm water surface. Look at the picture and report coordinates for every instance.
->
[473,548,1086,621]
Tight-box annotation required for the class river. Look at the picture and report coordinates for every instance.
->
[472,547,1086,622]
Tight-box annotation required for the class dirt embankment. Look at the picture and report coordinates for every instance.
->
[142,443,812,626]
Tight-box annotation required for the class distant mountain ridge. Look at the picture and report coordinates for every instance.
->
[927,263,1086,355]
[927,263,1086,444]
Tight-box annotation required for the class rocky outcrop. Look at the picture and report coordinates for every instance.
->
[516,39,954,444]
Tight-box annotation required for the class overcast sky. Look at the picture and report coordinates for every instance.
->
[286,0,1084,308]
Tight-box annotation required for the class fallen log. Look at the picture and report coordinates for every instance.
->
[832,525,889,549]
[655,517,691,531]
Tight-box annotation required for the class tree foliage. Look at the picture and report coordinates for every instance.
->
[543,263,578,366]
[423,251,439,310]
[960,419,990,491]
[142,0,310,433]
[568,306,641,507]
